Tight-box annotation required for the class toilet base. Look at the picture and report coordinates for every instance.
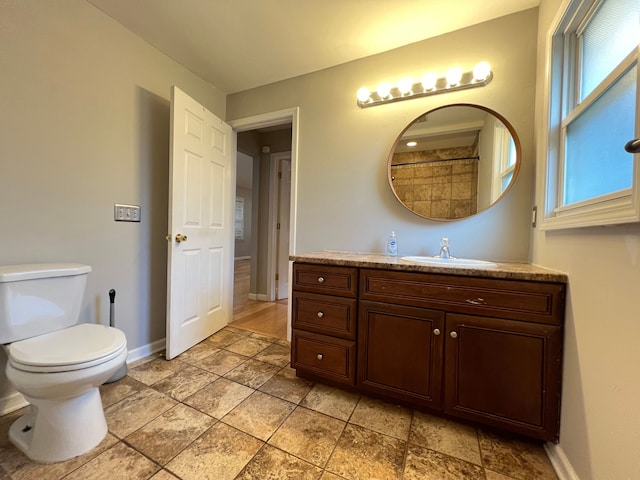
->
[9,387,108,463]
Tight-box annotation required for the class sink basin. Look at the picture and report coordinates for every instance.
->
[401,256,497,268]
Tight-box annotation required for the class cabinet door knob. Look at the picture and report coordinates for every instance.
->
[433,328,441,335]
[450,331,458,339]
[317,276,325,283]
[317,311,324,318]
[317,353,323,360]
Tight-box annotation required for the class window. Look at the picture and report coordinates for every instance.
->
[543,0,640,229]
[492,121,517,202]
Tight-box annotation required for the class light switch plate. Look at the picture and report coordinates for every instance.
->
[114,204,141,222]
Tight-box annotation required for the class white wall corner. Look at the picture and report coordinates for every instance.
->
[545,442,581,480]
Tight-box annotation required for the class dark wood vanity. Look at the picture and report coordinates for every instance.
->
[290,252,567,442]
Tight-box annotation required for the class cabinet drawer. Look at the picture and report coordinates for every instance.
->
[291,330,356,385]
[293,263,357,298]
[360,269,565,325]
[292,292,357,339]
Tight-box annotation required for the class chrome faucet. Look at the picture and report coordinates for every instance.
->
[438,237,451,259]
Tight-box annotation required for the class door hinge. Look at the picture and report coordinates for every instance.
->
[275,273,279,281]
[277,222,280,230]
[278,171,282,179]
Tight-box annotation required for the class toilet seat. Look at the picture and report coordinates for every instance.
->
[8,323,127,373]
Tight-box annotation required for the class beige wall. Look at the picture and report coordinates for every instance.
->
[228,9,539,261]
[0,1,225,402]
[533,1,640,479]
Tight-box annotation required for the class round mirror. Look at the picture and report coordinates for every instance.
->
[388,104,521,220]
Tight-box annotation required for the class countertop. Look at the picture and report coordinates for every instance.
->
[290,251,568,283]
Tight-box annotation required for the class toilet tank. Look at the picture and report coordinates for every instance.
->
[0,264,92,344]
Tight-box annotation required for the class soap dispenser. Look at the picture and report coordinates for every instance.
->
[387,231,398,257]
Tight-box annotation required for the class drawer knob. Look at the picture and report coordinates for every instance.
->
[450,331,458,339]
[465,298,486,305]
[433,328,441,336]
[317,276,325,283]
[317,311,324,318]
[317,353,324,360]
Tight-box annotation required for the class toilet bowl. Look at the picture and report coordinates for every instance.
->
[0,264,128,463]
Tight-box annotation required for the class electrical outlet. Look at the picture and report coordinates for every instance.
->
[114,204,141,222]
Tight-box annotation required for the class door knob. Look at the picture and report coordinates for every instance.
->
[450,331,458,339]
[433,328,441,336]
[175,234,188,243]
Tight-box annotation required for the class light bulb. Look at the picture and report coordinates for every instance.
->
[357,87,371,103]
[406,141,417,147]
[398,77,413,95]
[446,67,463,86]
[421,72,438,91]
[473,62,491,82]
[377,82,391,99]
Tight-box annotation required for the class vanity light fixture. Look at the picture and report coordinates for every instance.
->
[377,82,392,99]
[445,67,463,87]
[356,62,493,108]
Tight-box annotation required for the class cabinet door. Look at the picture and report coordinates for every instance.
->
[444,313,562,442]
[358,301,444,408]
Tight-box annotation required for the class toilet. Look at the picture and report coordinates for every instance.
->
[0,263,127,463]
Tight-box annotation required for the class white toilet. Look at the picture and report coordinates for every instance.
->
[0,263,127,463]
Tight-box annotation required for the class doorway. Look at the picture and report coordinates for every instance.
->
[229,108,299,341]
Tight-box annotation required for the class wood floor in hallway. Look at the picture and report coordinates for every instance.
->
[230,299,288,340]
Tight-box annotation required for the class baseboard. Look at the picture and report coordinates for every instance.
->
[545,442,580,480]
[248,293,268,301]
[126,338,166,364]
[0,391,29,416]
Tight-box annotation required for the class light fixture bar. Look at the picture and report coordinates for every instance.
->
[357,65,493,109]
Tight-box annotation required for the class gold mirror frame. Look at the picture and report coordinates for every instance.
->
[388,103,521,221]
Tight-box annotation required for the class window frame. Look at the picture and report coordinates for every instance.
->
[541,0,640,230]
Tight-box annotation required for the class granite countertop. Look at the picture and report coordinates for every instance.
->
[290,251,568,283]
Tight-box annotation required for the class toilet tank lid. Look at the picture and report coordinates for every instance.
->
[0,264,92,283]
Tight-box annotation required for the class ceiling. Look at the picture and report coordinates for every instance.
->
[87,0,540,94]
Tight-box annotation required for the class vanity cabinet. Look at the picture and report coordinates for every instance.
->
[291,261,566,442]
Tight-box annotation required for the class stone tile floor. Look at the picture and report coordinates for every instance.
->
[0,326,558,479]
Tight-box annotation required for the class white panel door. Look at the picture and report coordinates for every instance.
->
[166,86,234,359]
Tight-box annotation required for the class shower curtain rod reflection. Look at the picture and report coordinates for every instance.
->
[391,155,480,167]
